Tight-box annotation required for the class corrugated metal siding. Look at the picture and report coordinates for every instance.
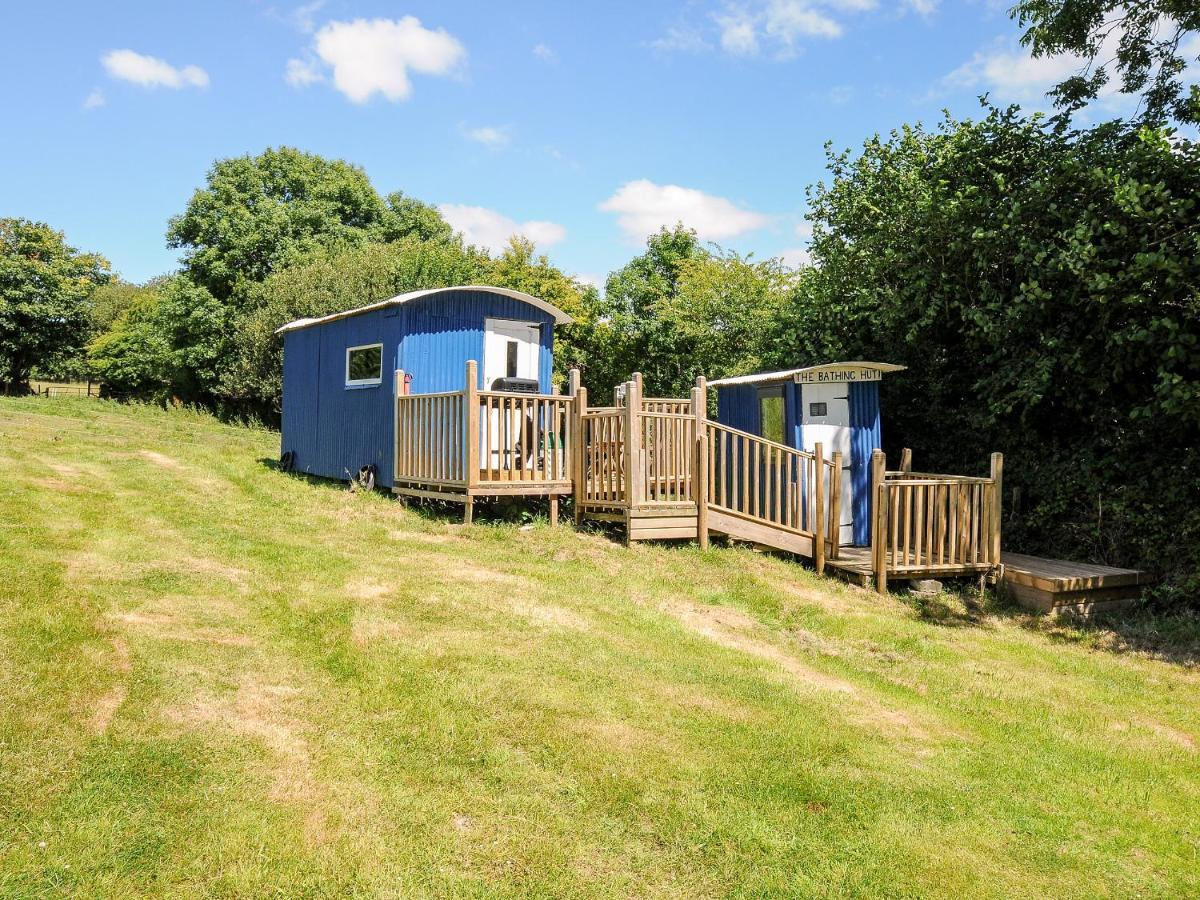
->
[715,384,759,434]
[786,382,803,451]
[279,288,556,489]
[280,327,322,469]
[398,290,556,393]
[849,381,881,547]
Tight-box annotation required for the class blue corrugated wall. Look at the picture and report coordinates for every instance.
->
[849,381,881,546]
[279,289,557,487]
[715,384,759,434]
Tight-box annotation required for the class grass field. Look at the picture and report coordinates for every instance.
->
[1,398,1197,898]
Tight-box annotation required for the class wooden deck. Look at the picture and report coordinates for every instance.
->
[1001,552,1148,616]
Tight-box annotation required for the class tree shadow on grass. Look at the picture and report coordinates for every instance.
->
[1017,606,1200,669]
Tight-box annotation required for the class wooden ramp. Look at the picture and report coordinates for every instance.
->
[1001,552,1148,617]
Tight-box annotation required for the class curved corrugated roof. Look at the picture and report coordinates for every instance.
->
[707,362,906,387]
[275,285,574,334]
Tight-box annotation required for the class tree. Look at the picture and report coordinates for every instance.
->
[793,105,1200,599]
[381,191,455,244]
[167,147,393,302]
[88,277,226,404]
[486,237,591,387]
[1012,0,1200,124]
[222,236,492,416]
[657,250,796,381]
[0,218,109,393]
[589,225,709,400]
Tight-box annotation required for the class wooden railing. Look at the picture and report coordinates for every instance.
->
[394,391,468,486]
[394,362,576,522]
[476,390,572,484]
[642,398,693,416]
[703,420,842,565]
[577,406,627,507]
[639,411,695,502]
[868,449,1002,592]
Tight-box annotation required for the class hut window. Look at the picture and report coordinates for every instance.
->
[506,340,518,378]
[758,388,785,444]
[809,402,828,417]
[345,343,383,387]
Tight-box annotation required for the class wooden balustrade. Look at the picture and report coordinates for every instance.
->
[869,449,1002,592]
[476,391,572,484]
[578,409,627,506]
[702,420,841,554]
[642,398,693,416]
[639,412,695,502]
[394,391,468,486]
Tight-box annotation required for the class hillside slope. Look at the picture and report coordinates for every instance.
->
[0,399,1197,898]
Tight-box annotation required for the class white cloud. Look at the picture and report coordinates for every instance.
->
[779,246,812,268]
[656,0,884,60]
[462,125,510,148]
[827,84,854,104]
[650,25,711,53]
[533,43,556,61]
[574,272,605,291]
[102,50,209,89]
[764,1,843,48]
[902,0,938,15]
[292,0,325,34]
[298,17,466,103]
[438,204,566,253]
[285,57,323,87]
[82,88,106,110]
[599,180,771,242]
[716,10,759,55]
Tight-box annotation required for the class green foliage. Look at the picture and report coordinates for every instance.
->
[584,225,709,401]
[1012,0,1200,125]
[167,147,420,302]
[797,106,1200,598]
[659,249,796,380]
[222,237,492,414]
[89,277,227,404]
[381,191,455,244]
[486,236,592,388]
[0,218,109,392]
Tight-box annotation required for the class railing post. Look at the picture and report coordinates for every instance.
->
[394,369,406,485]
[691,382,708,550]
[829,450,843,560]
[990,452,1003,566]
[871,449,888,593]
[900,448,912,474]
[464,360,479,523]
[567,367,580,398]
[814,442,826,576]
[574,386,588,524]
[624,378,642,508]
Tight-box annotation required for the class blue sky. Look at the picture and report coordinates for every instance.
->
[1,0,1110,287]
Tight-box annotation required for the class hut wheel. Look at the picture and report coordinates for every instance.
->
[356,464,377,491]
[279,450,296,472]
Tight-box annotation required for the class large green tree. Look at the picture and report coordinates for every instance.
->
[89,277,226,404]
[167,147,422,302]
[0,218,109,393]
[1012,0,1200,124]
[794,105,1200,598]
[586,225,709,401]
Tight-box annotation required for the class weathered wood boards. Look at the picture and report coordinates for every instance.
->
[1000,552,1147,616]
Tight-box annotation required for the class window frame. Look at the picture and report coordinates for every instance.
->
[345,342,384,388]
[757,386,786,445]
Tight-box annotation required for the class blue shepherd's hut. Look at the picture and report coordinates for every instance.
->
[276,285,574,487]
[707,362,905,547]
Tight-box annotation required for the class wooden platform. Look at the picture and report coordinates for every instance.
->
[1000,552,1147,617]
[825,546,995,588]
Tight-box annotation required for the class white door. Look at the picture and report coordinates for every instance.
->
[801,381,853,546]
[483,319,542,471]
[483,318,540,388]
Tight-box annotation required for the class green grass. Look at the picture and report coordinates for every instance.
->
[1,398,1197,898]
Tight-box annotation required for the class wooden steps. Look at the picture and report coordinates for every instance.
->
[1000,552,1148,617]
